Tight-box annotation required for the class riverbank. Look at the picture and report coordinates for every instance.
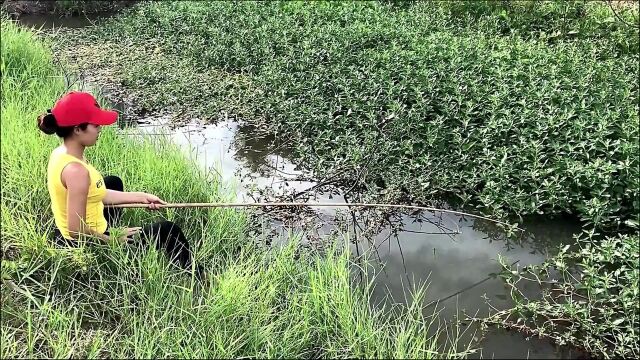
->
[0,19,460,358]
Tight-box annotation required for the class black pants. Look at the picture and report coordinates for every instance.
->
[54,175,194,270]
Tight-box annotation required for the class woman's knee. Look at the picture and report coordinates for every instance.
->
[158,220,181,234]
[141,221,192,268]
[145,220,183,240]
[103,175,124,192]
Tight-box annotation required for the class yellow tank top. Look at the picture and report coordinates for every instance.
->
[47,147,108,239]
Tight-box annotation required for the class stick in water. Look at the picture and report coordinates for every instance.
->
[108,202,522,230]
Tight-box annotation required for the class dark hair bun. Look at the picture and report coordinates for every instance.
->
[37,111,57,135]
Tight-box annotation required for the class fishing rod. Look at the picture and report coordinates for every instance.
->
[108,202,523,230]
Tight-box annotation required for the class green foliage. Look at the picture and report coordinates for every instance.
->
[1,19,459,358]
[483,232,640,358]
[53,0,131,15]
[57,0,639,229]
[439,0,638,48]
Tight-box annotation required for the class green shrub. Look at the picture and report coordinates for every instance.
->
[57,1,639,229]
[53,1,133,15]
[481,232,640,358]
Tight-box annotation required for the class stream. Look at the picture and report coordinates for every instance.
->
[16,12,586,359]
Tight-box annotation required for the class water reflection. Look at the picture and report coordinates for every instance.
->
[354,213,580,318]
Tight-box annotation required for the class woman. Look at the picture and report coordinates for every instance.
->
[39,91,200,275]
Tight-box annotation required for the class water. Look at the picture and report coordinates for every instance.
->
[128,117,583,358]
[16,13,585,359]
[358,213,581,358]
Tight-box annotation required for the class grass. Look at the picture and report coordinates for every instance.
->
[0,18,464,358]
[53,0,639,230]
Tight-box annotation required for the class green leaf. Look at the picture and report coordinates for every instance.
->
[624,219,639,229]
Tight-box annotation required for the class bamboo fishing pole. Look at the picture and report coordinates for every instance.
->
[108,202,522,230]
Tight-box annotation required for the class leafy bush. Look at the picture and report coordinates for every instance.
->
[480,232,640,359]
[56,0,639,229]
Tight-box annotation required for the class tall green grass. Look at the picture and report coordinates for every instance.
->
[1,19,462,358]
[56,0,639,229]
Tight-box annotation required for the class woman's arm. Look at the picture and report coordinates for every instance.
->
[64,163,111,242]
[103,189,146,205]
[103,188,167,209]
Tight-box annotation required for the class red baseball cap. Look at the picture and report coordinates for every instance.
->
[51,91,118,127]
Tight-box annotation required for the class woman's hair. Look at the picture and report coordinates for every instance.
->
[37,110,88,138]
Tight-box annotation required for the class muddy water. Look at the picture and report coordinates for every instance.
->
[128,118,582,358]
[15,13,584,359]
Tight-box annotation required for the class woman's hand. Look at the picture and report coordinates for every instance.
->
[114,227,142,243]
[138,192,167,210]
